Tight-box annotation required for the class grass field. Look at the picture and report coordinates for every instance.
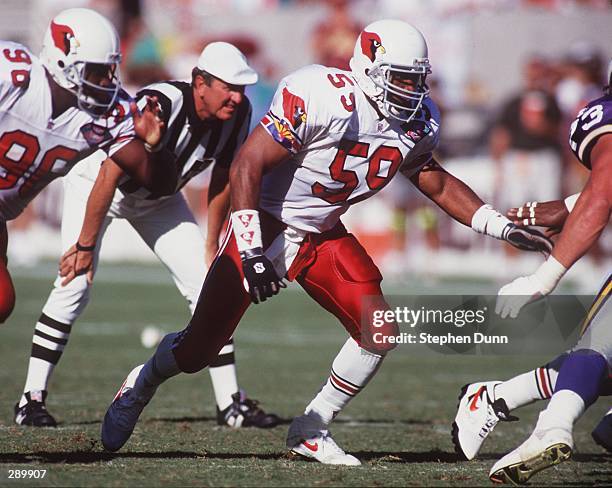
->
[0,263,610,486]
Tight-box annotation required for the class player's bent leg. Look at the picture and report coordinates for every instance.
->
[490,297,610,483]
[0,222,15,323]
[101,233,251,451]
[173,232,251,373]
[0,256,15,324]
[134,199,279,427]
[288,228,394,465]
[451,356,565,461]
[296,228,398,354]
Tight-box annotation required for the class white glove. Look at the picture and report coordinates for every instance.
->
[495,256,567,319]
[495,275,547,318]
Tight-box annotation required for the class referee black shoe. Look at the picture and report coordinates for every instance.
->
[14,390,57,427]
[216,391,280,428]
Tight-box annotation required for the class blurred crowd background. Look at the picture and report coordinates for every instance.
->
[1,0,611,288]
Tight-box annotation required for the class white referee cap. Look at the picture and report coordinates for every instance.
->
[196,42,258,86]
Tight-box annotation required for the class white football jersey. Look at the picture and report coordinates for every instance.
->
[260,64,440,233]
[0,41,135,221]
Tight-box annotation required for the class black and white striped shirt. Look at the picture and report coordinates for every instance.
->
[118,81,251,199]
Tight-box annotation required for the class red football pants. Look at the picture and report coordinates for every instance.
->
[0,222,16,323]
[173,217,397,374]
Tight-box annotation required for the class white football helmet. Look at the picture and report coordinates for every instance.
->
[350,19,431,122]
[40,8,122,117]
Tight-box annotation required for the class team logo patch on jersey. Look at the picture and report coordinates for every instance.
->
[80,122,112,147]
[282,88,307,130]
[261,114,300,153]
[50,21,79,56]
[260,87,307,153]
[360,31,385,62]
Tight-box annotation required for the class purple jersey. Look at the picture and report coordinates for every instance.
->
[569,94,612,170]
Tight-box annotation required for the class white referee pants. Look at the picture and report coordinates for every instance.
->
[41,173,206,324]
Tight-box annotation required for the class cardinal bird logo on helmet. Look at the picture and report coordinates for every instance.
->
[50,21,79,56]
[282,87,307,130]
[360,31,386,62]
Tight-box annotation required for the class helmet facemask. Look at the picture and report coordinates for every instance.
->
[368,60,430,123]
[63,57,122,117]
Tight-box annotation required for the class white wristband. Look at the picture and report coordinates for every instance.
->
[564,193,580,212]
[231,209,263,253]
[533,256,567,294]
[471,204,512,240]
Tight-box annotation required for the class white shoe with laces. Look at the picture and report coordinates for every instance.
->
[287,414,361,466]
[452,381,518,460]
[489,422,573,484]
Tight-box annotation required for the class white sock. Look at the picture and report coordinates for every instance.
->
[304,337,384,427]
[133,332,181,397]
[208,340,239,410]
[537,390,585,432]
[494,356,564,411]
[209,365,239,410]
[20,358,55,407]
[495,368,547,411]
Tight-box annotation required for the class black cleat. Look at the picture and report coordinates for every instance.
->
[216,391,280,428]
[14,390,57,427]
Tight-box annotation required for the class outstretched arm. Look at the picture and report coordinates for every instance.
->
[409,158,552,253]
[59,159,124,286]
[408,159,483,226]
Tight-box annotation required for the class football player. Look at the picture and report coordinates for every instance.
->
[452,196,612,463]
[100,20,552,463]
[14,42,279,429]
[0,8,176,325]
[453,60,612,484]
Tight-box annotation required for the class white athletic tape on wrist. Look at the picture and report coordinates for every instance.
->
[471,204,512,239]
[533,256,567,294]
[564,193,580,212]
[231,210,263,252]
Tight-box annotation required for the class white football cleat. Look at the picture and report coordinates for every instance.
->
[452,381,517,460]
[489,426,573,484]
[287,415,361,466]
[101,365,154,452]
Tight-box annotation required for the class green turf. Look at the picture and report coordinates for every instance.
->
[0,264,610,486]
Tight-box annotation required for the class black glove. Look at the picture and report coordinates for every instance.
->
[240,247,285,304]
[503,224,553,256]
